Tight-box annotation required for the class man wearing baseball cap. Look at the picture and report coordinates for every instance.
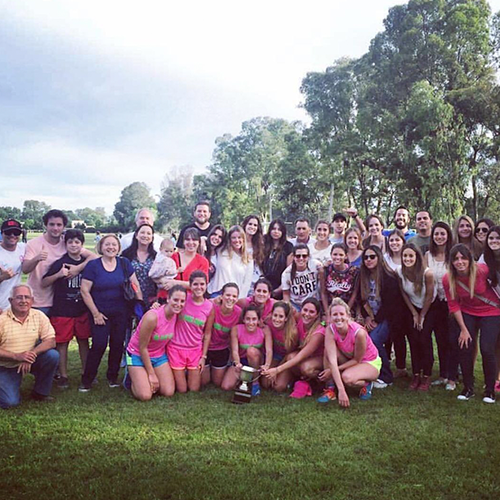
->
[0,220,26,311]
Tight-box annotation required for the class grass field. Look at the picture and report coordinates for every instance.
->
[1,345,500,500]
[5,232,500,499]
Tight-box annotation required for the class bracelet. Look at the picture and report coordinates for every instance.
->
[201,355,207,359]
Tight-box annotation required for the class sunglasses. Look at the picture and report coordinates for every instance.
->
[3,230,21,236]
[363,254,377,261]
[476,227,489,233]
[294,254,309,259]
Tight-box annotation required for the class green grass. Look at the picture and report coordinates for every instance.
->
[1,345,500,500]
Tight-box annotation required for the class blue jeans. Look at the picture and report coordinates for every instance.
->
[82,310,128,386]
[0,349,59,409]
[369,320,393,384]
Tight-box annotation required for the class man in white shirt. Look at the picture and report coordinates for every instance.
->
[120,208,163,252]
[0,220,26,311]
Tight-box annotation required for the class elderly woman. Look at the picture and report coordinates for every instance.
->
[79,234,142,391]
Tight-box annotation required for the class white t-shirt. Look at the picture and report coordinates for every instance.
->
[281,259,322,307]
[0,243,26,310]
[308,242,332,266]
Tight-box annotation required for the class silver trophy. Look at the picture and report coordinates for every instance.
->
[232,365,261,404]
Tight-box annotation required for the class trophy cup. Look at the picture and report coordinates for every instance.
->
[232,365,260,404]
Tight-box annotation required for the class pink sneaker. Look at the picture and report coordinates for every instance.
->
[289,380,312,399]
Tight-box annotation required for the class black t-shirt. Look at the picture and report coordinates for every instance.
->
[44,254,88,317]
[262,240,294,291]
[177,222,213,249]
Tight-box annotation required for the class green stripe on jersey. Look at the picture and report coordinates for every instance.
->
[213,322,231,333]
[182,314,206,327]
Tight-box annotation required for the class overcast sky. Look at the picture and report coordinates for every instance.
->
[2,1,500,215]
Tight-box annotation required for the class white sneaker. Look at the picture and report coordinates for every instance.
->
[373,378,391,389]
[431,377,448,386]
[445,380,457,391]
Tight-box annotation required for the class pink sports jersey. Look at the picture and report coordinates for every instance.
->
[245,296,275,322]
[170,294,213,350]
[209,303,242,351]
[127,306,177,358]
[332,320,378,363]
[297,318,325,358]
[237,324,264,359]
[268,322,287,358]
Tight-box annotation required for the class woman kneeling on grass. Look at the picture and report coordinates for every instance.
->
[261,301,298,390]
[221,305,273,396]
[318,298,381,407]
[262,298,325,398]
[167,271,214,393]
[126,285,187,400]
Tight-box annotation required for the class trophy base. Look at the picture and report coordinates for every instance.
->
[232,389,252,404]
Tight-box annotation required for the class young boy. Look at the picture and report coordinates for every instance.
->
[41,229,91,389]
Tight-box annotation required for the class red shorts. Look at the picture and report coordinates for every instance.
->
[50,314,92,343]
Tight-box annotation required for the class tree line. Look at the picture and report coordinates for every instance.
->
[4,0,500,233]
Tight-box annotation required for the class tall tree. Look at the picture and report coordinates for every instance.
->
[113,182,156,230]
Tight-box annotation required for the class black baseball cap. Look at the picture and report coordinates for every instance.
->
[1,219,22,234]
[332,213,347,222]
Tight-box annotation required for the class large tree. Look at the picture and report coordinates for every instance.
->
[113,182,156,230]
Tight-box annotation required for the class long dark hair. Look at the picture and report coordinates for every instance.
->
[242,214,265,267]
[291,243,310,283]
[358,245,394,303]
[429,221,452,262]
[401,243,425,295]
[448,244,476,300]
[122,224,156,260]
[484,225,500,287]
[263,218,288,264]
[205,224,227,258]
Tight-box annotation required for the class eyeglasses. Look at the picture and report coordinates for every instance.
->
[3,230,21,236]
[363,254,377,261]
[294,254,309,259]
[476,227,489,233]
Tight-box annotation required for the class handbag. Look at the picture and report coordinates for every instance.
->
[457,281,500,309]
[120,257,136,303]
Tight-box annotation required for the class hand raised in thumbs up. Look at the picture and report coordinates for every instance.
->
[38,245,48,262]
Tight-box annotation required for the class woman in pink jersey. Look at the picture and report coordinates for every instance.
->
[203,282,242,387]
[237,278,275,325]
[319,298,381,407]
[262,298,325,398]
[261,301,298,390]
[221,305,272,396]
[126,285,187,401]
[167,271,214,393]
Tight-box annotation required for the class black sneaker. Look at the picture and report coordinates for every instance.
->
[483,391,495,404]
[108,379,120,388]
[56,376,69,389]
[457,388,475,401]
[78,384,91,393]
[31,392,55,402]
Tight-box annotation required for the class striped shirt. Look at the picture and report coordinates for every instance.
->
[0,309,55,368]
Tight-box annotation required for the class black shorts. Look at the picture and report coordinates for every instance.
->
[207,348,230,369]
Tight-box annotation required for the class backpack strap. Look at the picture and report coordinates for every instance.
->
[457,280,500,309]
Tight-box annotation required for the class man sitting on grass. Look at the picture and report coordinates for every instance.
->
[0,284,59,409]
[41,229,91,389]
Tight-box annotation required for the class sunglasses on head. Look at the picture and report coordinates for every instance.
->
[363,254,377,261]
[3,229,21,236]
[476,227,489,233]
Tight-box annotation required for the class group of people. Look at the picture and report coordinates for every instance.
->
[1,202,499,409]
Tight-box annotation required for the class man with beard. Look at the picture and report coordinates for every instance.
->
[383,206,416,241]
[177,201,213,250]
[408,210,433,253]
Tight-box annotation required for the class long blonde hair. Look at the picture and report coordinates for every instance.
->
[452,215,482,260]
[224,225,251,264]
[272,301,297,351]
[300,298,322,348]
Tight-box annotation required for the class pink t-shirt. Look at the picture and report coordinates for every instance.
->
[237,324,265,359]
[127,305,177,358]
[209,303,242,351]
[297,318,325,358]
[332,321,378,363]
[24,235,66,307]
[268,322,287,358]
[245,297,275,322]
[170,294,213,350]
[443,264,500,317]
